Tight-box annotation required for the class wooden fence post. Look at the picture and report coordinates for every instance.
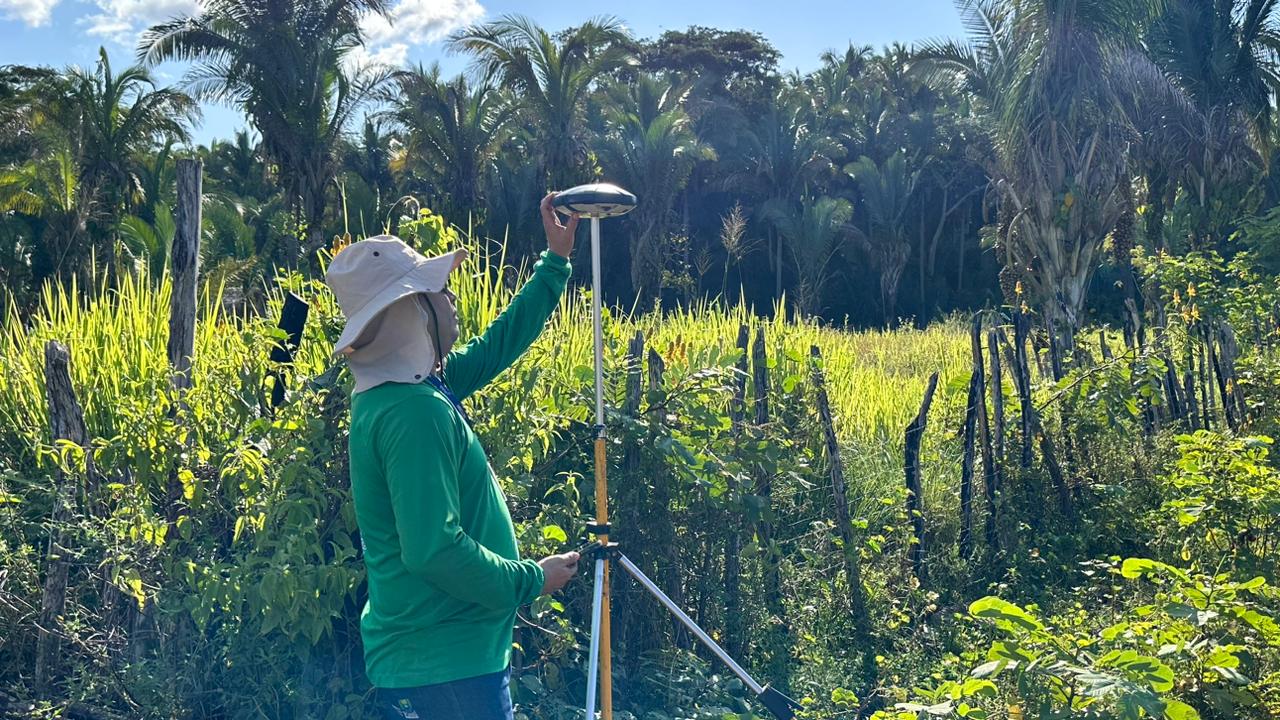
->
[35,340,96,688]
[166,158,201,526]
[960,335,979,560]
[617,331,645,652]
[168,158,201,392]
[646,346,686,647]
[751,329,780,610]
[809,345,874,674]
[1217,324,1248,423]
[1012,313,1034,471]
[752,328,789,687]
[723,324,749,658]
[1182,342,1200,431]
[986,328,1004,550]
[905,372,939,581]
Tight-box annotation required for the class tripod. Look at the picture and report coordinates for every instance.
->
[552,185,798,720]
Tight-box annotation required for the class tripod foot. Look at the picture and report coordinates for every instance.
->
[758,684,801,720]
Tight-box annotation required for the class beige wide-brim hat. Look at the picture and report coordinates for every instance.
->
[324,235,464,357]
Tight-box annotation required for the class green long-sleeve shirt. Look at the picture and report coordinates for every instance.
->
[348,250,570,688]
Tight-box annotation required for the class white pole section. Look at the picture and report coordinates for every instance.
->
[591,217,605,428]
[585,557,606,718]
[616,553,766,695]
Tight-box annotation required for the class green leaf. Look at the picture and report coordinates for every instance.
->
[541,525,568,543]
[1120,557,1189,582]
[831,687,859,706]
[1163,700,1199,720]
[961,679,998,698]
[1099,650,1175,692]
[969,596,1044,632]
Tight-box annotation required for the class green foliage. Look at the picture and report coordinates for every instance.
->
[878,557,1280,719]
[1154,432,1280,573]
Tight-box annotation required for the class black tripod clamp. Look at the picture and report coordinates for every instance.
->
[575,522,620,563]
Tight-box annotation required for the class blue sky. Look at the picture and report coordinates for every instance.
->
[0,0,965,145]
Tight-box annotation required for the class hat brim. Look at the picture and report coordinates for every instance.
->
[332,249,461,356]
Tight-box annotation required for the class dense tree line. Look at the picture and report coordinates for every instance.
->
[3,0,1280,330]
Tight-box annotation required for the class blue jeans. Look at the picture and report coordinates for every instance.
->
[376,668,513,720]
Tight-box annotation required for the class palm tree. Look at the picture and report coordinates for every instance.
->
[763,195,852,317]
[54,48,196,278]
[846,150,921,325]
[449,15,635,189]
[1142,0,1280,247]
[918,0,1145,349]
[206,130,270,201]
[744,84,841,298]
[0,50,193,288]
[596,75,715,302]
[141,0,397,268]
[0,141,90,287]
[0,65,53,166]
[386,65,516,224]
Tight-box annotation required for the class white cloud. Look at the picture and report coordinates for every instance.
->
[72,0,482,64]
[346,42,411,72]
[81,0,202,44]
[0,0,60,27]
[360,0,484,58]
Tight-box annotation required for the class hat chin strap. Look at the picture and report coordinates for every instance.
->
[346,297,438,393]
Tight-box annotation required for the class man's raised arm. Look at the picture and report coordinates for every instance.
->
[444,193,578,399]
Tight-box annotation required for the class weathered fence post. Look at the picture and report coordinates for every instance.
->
[166,158,201,526]
[986,327,1004,550]
[1217,324,1248,423]
[1208,332,1236,431]
[647,346,686,647]
[752,328,789,688]
[1012,313,1034,471]
[905,372,939,581]
[1183,342,1200,431]
[35,341,96,688]
[1198,334,1213,428]
[723,324,749,657]
[959,333,979,560]
[968,316,997,554]
[618,331,645,652]
[169,158,201,392]
[809,345,874,683]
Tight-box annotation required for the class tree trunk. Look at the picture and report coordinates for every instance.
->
[905,372,939,582]
[810,345,877,686]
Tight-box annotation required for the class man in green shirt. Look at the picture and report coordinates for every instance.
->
[325,195,583,719]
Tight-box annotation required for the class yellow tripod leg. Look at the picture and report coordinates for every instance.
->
[593,436,612,720]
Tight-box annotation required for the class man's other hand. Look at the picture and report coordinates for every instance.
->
[538,551,580,594]
[541,192,580,259]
